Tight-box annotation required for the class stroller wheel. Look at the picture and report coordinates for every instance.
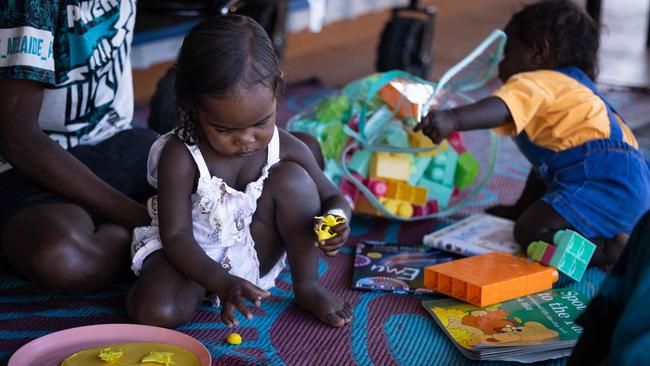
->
[376,16,428,78]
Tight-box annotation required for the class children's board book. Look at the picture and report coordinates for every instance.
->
[352,240,461,294]
[422,213,521,256]
[422,288,588,363]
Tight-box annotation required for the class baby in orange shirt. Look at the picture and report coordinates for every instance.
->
[416,0,649,266]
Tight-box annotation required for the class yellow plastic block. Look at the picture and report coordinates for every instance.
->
[353,195,413,218]
[385,180,428,206]
[423,253,559,307]
[408,132,448,157]
[370,152,410,181]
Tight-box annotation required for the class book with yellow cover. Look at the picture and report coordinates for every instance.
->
[422,288,587,363]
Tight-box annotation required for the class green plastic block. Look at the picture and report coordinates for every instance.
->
[408,156,433,185]
[455,151,480,189]
[348,150,373,179]
[418,178,453,208]
[426,145,458,187]
[314,96,350,122]
[552,230,596,281]
[527,241,550,261]
[321,123,347,160]
[384,122,409,148]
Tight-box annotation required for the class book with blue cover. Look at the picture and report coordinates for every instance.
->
[352,240,461,294]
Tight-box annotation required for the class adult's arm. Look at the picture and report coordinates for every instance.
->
[0,78,149,228]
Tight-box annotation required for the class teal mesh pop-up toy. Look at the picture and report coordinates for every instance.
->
[287,30,507,221]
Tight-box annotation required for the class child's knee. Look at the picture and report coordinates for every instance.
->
[127,296,193,329]
[268,161,318,199]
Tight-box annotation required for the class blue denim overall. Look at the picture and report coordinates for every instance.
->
[514,67,650,239]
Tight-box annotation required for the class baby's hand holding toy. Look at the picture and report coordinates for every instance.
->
[414,109,459,144]
[214,272,270,327]
[313,213,349,257]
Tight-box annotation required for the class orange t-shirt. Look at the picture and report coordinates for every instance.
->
[492,70,637,151]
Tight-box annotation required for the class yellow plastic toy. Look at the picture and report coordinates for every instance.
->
[423,253,559,307]
[369,152,411,181]
[313,215,346,241]
[408,131,448,157]
[385,180,428,206]
[98,347,123,362]
[227,333,242,345]
[141,351,175,365]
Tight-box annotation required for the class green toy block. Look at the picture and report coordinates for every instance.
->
[408,156,433,185]
[418,178,453,208]
[384,122,409,148]
[426,145,458,187]
[321,122,347,160]
[455,151,480,189]
[526,230,596,282]
[553,230,596,280]
[348,149,373,179]
[314,96,350,122]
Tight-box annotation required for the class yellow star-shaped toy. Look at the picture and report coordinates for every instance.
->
[141,351,175,365]
[313,215,346,241]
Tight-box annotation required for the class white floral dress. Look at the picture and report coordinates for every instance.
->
[131,127,286,299]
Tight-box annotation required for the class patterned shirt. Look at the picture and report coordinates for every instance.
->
[0,0,136,172]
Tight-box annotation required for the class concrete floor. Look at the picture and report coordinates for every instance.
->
[281,0,650,89]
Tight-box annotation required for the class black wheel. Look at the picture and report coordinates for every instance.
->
[376,16,428,77]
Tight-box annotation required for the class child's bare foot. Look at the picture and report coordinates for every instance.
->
[591,233,629,268]
[294,283,353,327]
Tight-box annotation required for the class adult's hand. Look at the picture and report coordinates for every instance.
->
[0,79,148,228]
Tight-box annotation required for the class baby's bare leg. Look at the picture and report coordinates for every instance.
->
[515,201,625,267]
[252,161,352,327]
[488,170,546,220]
[126,251,205,328]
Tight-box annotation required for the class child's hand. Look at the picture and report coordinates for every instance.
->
[215,273,270,327]
[414,109,458,144]
[314,216,350,257]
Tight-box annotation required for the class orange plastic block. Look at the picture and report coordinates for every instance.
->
[369,152,410,181]
[379,81,422,120]
[423,253,559,307]
[354,195,414,218]
[385,180,428,206]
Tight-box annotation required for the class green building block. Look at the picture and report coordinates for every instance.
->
[455,151,480,189]
[526,230,596,282]
[348,149,373,179]
[417,178,453,208]
[426,145,458,187]
[408,156,433,185]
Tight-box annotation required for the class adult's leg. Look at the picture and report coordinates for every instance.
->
[487,169,546,220]
[126,251,205,328]
[1,203,131,293]
[251,161,352,327]
[515,201,625,266]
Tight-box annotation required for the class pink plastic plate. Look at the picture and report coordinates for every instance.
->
[8,323,212,366]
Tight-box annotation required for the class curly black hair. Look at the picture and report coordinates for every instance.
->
[506,0,600,79]
[174,15,285,145]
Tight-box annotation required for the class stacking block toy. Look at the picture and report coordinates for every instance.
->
[455,151,480,190]
[447,131,467,153]
[381,197,414,218]
[366,178,388,197]
[413,200,439,216]
[385,180,428,206]
[408,156,433,185]
[424,252,559,307]
[427,145,458,187]
[527,229,596,282]
[378,78,434,120]
[370,152,411,181]
[348,149,373,178]
[408,131,448,157]
[418,178,453,208]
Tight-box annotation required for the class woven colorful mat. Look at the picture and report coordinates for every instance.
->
[3,81,649,365]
